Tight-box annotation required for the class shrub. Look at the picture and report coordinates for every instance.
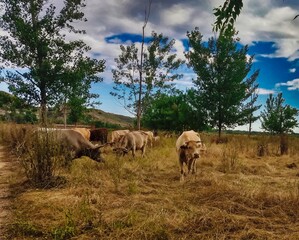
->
[0,124,67,188]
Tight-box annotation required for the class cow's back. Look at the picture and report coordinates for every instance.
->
[59,129,95,151]
[119,131,148,149]
[73,128,91,141]
[111,129,130,142]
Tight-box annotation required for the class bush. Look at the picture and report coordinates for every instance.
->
[0,124,67,188]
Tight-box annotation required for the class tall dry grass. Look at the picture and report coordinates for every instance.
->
[1,125,299,239]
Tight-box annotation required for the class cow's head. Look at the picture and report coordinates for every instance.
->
[77,144,108,162]
[180,140,202,159]
[113,147,129,156]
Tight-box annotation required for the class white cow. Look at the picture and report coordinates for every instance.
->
[143,131,154,147]
[176,130,202,181]
[111,129,130,143]
[113,131,148,157]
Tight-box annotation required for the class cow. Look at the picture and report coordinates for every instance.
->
[39,128,106,162]
[113,131,148,157]
[111,129,130,143]
[143,131,154,147]
[72,127,91,141]
[176,130,202,181]
[90,128,108,144]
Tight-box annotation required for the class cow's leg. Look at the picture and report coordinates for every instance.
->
[132,147,136,158]
[179,160,184,182]
[141,145,146,157]
[191,158,197,174]
[187,159,193,174]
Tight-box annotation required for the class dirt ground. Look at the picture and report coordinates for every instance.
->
[0,146,15,236]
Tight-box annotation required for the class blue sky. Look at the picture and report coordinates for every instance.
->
[0,0,299,132]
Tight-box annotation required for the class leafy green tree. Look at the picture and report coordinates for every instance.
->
[186,26,259,137]
[261,93,298,134]
[261,93,298,155]
[0,0,105,125]
[238,71,261,134]
[142,93,186,131]
[111,31,184,129]
[67,95,87,125]
[142,91,207,132]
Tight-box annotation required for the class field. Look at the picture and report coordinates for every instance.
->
[2,126,299,239]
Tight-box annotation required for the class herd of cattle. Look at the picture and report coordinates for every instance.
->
[39,127,205,181]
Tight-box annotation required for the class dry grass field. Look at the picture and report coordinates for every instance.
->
[1,124,299,239]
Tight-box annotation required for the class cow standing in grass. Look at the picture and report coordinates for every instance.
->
[113,131,148,157]
[176,130,202,181]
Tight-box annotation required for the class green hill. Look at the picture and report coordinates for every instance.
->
[87,108,134,128]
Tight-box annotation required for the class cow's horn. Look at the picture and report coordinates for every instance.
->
[97,142,113,148]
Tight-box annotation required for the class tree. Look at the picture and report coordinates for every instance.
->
[67,95,86,125]
[111,31,184,129]
[261,93,298,134]
[141,92,189,132]
[238,70,262,135]
[0,0,105,125]
[186,26,260,138]
[213,0,243,35]
[142,90,207,132]
[261,93,298,155]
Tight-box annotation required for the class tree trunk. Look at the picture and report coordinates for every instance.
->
[63,104,67,129]
[248,118,252,136]
[40,102,47,126]
[218,121,222,138]
[137,16,146,131]
[136,0,152,130]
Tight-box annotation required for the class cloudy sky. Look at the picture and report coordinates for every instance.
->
[1,0,299,132]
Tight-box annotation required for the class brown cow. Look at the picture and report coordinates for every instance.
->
[113,131,148,157]
[90,128,108,144]
[176,130,202,181]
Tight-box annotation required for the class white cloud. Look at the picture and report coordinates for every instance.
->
[173,40,186,60]
[160,4,194,27]
[276,79,299,90]
[256,88,275,95]
[173,72,196,90]
[289,68,296,73]
[236,5,299,60]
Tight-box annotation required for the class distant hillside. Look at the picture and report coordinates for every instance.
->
[0,90,134,127]
[87,108,134,128]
